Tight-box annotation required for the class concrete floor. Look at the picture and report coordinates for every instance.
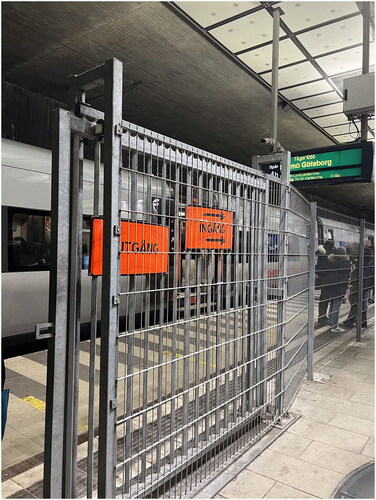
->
[205,327,374,499]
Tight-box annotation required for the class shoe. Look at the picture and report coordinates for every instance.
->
[331,326,345,333]
[342,320,354,328]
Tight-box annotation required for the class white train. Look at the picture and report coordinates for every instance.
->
[2,139,373,357]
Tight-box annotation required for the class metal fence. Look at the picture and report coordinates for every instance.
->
[109,127,307,499]
[314,209,374,349]
[43,59,343,499]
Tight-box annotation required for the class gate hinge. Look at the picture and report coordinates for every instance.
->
[110,399,117,410]
[35,322,54,340]
[115,124,123,136]
[113,294,120,305]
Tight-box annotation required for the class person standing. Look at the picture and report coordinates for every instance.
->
[343,247,374,328]
[316,240,335,326]
[327,246,351,332]
[360,247,374,327]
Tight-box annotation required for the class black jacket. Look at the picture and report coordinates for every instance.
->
[363,255,374,292]
[316,248,332,287]
[327,253,351,298]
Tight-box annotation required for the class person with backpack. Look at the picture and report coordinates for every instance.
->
[327,246,351,333]
[316,240,335,326]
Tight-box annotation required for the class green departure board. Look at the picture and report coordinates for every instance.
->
[291,149,362,172]
[290,142,373,185]
[291,167,362,182]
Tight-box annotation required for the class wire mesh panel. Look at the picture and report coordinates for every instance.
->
[105,125,301,498]
[283,189,310,407]
[47,59,372,499]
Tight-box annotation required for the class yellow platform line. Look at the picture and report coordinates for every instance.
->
[21,395,88,432]
[163,351,216,369]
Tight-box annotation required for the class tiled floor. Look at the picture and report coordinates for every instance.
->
[1,323,374,498]
[213,328,374,499]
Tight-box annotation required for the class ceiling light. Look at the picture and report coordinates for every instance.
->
[249,20,255,24]
[340,26,346,29]
[210,12,216,16]
[295,3,301,7]
[330,9,336,13]
[316,33,322,37]
[228,29,233,32]
[255,53,259,56]
[233,3,239,7]
[305,18,311,22]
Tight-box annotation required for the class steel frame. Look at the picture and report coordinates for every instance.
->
[44,58,313,499]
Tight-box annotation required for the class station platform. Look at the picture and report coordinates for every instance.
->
[1,311,374,498]
[198,325,375,499]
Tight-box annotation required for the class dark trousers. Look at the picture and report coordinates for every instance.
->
[318,286,331,322]
[345,289,371,325]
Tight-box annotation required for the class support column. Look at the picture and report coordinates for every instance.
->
[361,1,370,141]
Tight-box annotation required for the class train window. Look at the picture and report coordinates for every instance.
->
[7,208,51,272]
[82,217,91,270]
[6,208,92,272]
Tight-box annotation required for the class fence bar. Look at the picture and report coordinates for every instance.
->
[307,202,317,380]
[63,133,83,497]
[87,139,101,498]
[98,57,123,498]
[356,219,366,341]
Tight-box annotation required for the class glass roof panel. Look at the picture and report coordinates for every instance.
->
[304,101,343,118]
[291,91,339,108]
[317,43,375,76]
[297,15,364,56]
[314,112,349,127]
[261,61,322,86]
[280,79,333,99]
[210,9,280,52]
[280,1,359,33]
[238,38,306,73]
[323,122,361,135]
[174,1,260,28]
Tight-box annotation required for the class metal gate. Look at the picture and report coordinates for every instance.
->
[43,59,312,498]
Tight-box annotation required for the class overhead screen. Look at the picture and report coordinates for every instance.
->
[290,142,373,185]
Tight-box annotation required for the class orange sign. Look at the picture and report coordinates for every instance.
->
[90,218,169,275]
[185,207,233,250]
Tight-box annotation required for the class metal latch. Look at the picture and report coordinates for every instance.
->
[35,322,54,340]
[115,124,123,136]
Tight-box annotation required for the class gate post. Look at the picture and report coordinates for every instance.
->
[307,202,317,381]
[43,108,71,498]
[356,219,366,342]
[98,57,123,498]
